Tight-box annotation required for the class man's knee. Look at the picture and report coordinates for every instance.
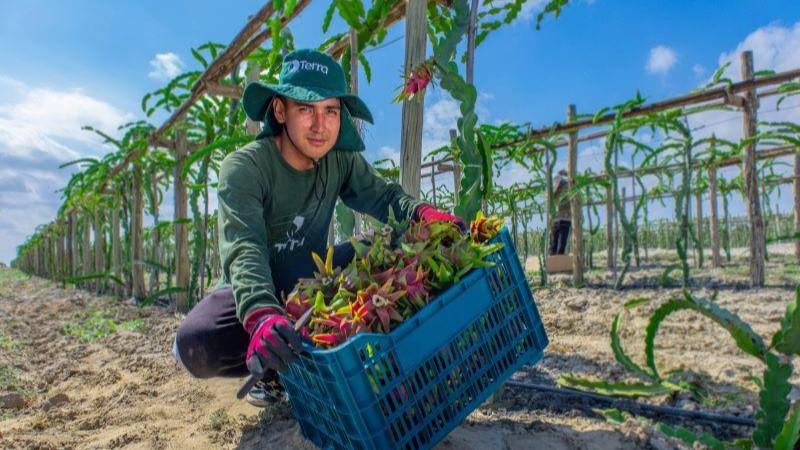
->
[172,288,247,379]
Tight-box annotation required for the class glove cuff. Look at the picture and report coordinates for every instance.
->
[243,307,282,336]
[414,203,434,221]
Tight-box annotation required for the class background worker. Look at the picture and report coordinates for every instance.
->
[550,169,572,255]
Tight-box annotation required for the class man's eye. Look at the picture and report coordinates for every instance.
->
[327,109,339,116]
[298,106,310,113]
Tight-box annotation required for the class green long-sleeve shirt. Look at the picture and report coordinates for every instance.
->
[217,137,422,323]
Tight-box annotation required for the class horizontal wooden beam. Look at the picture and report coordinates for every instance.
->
[496,67,800,149]
[588,144,797,181]
[204,81,242,99]
[588,174,800,207]
[154,0,311,138]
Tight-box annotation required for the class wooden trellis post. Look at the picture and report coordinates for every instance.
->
[695,191,704,269]
[93,208,106,292]
[82,213,92,289]
[149,178,161,295]
[708,164,722,267]
[67,211,76,279]
[567,104,584,287]
[56,222,65,285]
[132,166,146,301]
[245,62,261,135]
[794,151,799,263]
[174,129,191,311]
[605,185,614,271]
[740,51,766,287]
[111,206,123,296]
[621,187,627,252]
[399,0,427,198]
[545,146,554,255]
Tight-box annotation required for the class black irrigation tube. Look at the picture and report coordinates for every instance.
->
[505,380,756,427]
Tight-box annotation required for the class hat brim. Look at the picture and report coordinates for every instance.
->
[242,81,372,152]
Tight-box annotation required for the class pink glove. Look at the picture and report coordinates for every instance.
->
[244,307,306,374]
[415,204,466,231]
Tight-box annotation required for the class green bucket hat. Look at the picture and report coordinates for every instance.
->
[242,48,373,152]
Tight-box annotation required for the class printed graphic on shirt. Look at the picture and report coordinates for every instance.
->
[274,215,305,253]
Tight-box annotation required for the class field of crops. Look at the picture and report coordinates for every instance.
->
[1,244,797,448]
[3,0,800,449]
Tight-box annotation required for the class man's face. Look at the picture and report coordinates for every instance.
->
[273,97,341,161]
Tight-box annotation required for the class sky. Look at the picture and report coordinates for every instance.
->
[1,0,800,264]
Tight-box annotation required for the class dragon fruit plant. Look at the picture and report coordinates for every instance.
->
[284,214,505,349]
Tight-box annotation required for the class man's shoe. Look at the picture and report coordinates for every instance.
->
[246,378,284,407]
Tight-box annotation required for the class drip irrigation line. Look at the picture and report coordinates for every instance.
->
[505,380,756,427]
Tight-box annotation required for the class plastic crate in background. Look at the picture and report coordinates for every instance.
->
[279,228,549,450]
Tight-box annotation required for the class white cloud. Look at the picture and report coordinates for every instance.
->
[423,94,460,154]
[0,86,133,161]
[689,21,800,143]
[646,45,678,75]
[0,75,134,263]
[692,64,707,77]
[718,21,800,77]
[421,90,494,156]
[148,52,185,80]
[377,146,400,165]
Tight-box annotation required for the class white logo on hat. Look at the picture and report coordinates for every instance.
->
[285,59,328,75]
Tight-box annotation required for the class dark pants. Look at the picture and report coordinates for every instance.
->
[174,242,355,379]
[549,220,571,255]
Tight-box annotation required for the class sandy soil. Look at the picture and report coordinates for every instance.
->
[0,248,797,449]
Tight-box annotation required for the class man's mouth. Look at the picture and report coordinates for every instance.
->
[307,137,327,147]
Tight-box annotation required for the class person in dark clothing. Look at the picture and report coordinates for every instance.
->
[549,169,572,255]
[172,49,463,406]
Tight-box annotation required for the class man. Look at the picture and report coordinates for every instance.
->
[550,169,572,255]
[172,49,462,406]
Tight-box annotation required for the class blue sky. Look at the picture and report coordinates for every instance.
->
[1,0,800,263]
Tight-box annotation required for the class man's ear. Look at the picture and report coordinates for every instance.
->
[272,97,286,125]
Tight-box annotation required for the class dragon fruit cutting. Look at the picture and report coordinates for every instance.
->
[284,212,506,348]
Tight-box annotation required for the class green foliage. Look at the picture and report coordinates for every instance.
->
[207,408,235,431]
[771,287,800,355]
[610,313,656,380]
[63,310,145,342]
[0,364,28,393]
[0,335,23,351]
[557,374,677,398]
[752,353,792,447]
[645,292,767,379]
[141,287,186,307]
[623,297,651,309]
[65,272,125,287]
[425,0,489,222]
[655,423,725,450]
[597,407,631,424]
[774,404,800,450]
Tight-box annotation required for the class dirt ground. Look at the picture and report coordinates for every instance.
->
[0,245,797,449]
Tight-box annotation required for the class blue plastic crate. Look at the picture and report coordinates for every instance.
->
[280,228,549,450]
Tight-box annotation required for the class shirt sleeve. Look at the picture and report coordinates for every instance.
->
[217,151,283,323]
[338,152,423,224]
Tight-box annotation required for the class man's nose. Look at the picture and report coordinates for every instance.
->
[311,109,325,130]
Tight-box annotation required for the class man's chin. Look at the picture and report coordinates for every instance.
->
[301,143,334,161]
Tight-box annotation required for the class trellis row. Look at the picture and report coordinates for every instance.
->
[419,53,799,286]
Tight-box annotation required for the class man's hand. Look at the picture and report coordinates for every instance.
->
[244,308,306,375]
[415,204,466,232]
